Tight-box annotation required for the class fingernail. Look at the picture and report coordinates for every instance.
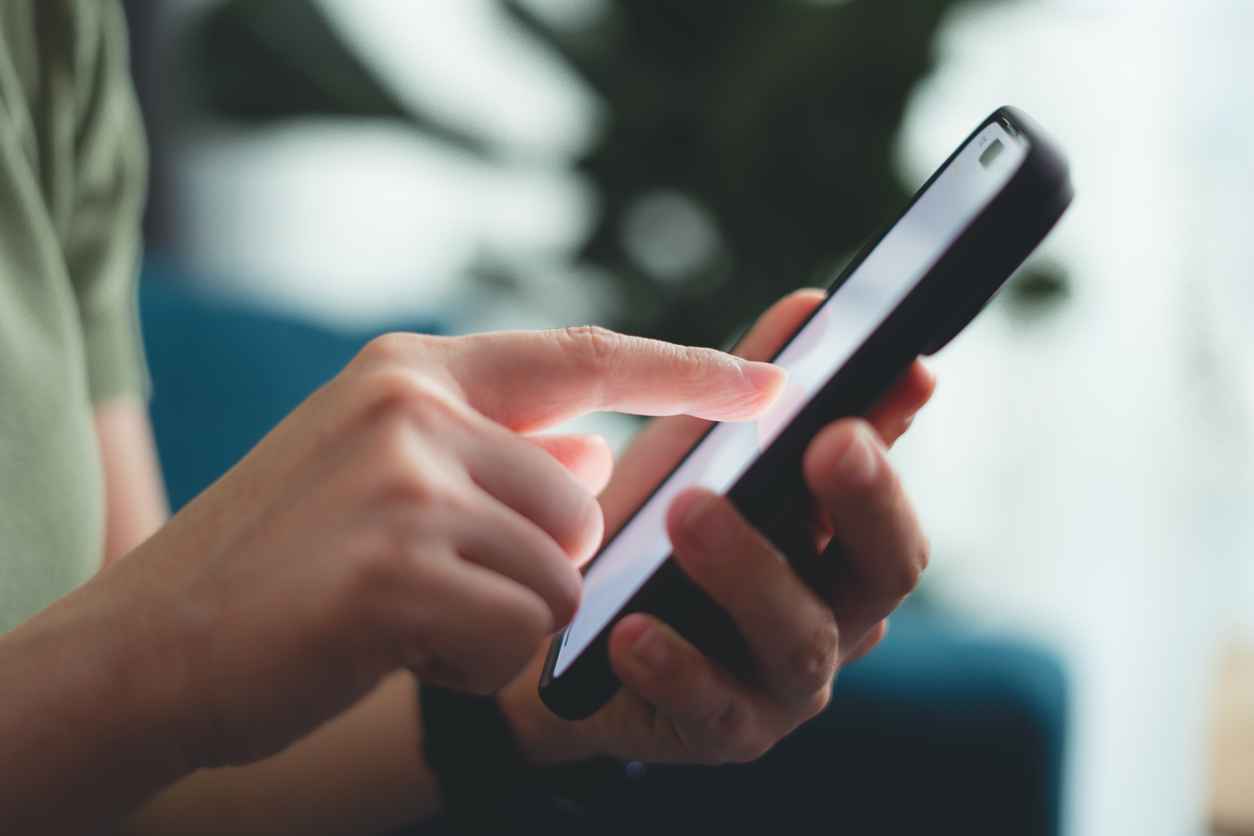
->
[837,425,879,484]
[681,490,716,534]
[919,361,937,387]
[741,361,786,393]
[632,627,670,673]
[674,490,721,556]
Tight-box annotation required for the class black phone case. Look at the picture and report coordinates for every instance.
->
[539,107,1074,720]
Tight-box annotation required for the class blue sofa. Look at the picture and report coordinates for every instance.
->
[140,270,1068,836]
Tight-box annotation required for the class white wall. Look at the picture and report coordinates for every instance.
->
[895,3,1254,834]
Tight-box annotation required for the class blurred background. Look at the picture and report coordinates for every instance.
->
[121,1,1253,834]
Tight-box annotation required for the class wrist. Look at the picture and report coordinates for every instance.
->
[71,569,201,778]
[0,576,195,828]
[498,667,602,766]
[104,546,223,773]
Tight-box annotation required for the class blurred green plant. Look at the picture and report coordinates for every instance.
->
[182,0,1066,347]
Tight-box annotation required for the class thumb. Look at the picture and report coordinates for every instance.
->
[444,326,785,432]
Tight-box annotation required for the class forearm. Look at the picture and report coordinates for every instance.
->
[126,668,601,836]
[125,674,440,836]
[0,589,191,834]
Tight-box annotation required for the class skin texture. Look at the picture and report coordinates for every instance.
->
[94,398,170,565]
[0,293,934,835]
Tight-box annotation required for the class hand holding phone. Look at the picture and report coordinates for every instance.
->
[499,295,935,767]
[540,107,1073,720]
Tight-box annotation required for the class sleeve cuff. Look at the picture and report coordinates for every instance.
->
[81,288,151,404]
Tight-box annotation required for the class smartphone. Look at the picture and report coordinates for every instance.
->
[539,107,1073,720]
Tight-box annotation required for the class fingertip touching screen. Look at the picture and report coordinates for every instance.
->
[552,121,1027,678]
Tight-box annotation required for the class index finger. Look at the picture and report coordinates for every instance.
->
[601,290,828,533]
[441,326,786,432]
[601,289,931,535]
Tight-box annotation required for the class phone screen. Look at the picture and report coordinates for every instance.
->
[552,122,1028,678]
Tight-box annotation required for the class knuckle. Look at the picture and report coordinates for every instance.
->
[730,733,773,765]
[522,615,554,653]
[569,489,606,558]
[372,441,435,505]
[669,343,711,376]
[355,387,467,495]
[549,565,583,627]
[337,530,418,626]
[665,344,729,399]
[371,446,470,523]
[886,543,925,599]
[349,544,405,607]
[804,683,834,719]
[560,325,621,372]
[416,486,480,532]
[705,697,746,744]
[357,332,430,369]
[386,472,436,512]
[917,531,932,576]
[359,366,443,419]
[785,621,840,697]
[518,543,581,626]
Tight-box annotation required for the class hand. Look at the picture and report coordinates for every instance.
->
[501,291,935,765]
[75,327,784,770]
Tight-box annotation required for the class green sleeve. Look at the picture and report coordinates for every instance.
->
[65,0,150,403]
